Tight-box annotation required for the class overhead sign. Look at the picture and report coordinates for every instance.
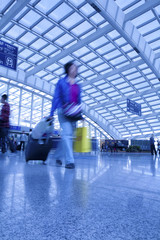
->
[127,99,141,116]
[10,125,21,131]
[0,39,18,71]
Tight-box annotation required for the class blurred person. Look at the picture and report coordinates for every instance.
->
[50,61,81,169]
[20,131,27,151]
[150,134,157,155]
[0,94,10,153]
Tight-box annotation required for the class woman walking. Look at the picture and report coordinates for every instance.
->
[50,61,82,169]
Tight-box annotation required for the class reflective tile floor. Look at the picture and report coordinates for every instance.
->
[0,151,160,240]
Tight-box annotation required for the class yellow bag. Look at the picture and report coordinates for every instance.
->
[74,127,91,152]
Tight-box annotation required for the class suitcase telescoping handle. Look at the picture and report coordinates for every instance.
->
[46,116,53,125]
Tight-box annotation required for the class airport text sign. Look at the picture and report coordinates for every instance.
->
[0,40,18,71]
[127,99,141,116]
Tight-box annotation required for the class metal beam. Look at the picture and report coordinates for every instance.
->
[125,0,160,21]
[0,0,32,32]
[26,0,159,78]
[83,106,122,139]
[82,59,144,87]
[112,111,160,126]
[86,0,160,79]
[26,25,113,77]
[91,84,160,110]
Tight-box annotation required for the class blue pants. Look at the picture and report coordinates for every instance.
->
[54,109,76,164]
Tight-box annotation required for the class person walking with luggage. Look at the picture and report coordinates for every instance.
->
[50,61,81,169]
[0,94,10,153]
[150,134,157,155]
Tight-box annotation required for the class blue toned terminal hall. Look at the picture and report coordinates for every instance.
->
[0,0,160,239]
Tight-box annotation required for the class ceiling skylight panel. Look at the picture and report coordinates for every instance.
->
[98,83,110,90]
[108,30,120,40]
[103,87,115,94]
[89,36,108,48]
[88,58,104,67]
[69,0,85,8]
[91,92,101,97]
[120,87,134,93]
[35,70,47,77]
[6,25,25,39]
[123,1,145,14]
[126,72,141,80]
[132,10,154,27]
[43,75,54,81]
[115,37,127,46]
[94,63,109,72]
[96,45,111,55]
[149,100,160,106]
[28,54,43,64]
[19,49,34,59]
[143,29,160,42]
[111,78,125,85]
[40,45,57,55]
[35,0,61,14]
[0,0,11,12]
[19,32,37,45]
[110,55,127,66]
[130,77,145,84]
[104,49,122,60]
[96,95,106,101]
[32,19,53,34]
[44,26,64,41]
[18,62,31,70]
[20,10,41,28]
[86,88,96,94]
[55,34,74,47]
[80,70,94,78]
[61,12,83,29]
[139,20,159,35]
[30,38,48,50]
[116,82,129,89]
[85,99,94,104]
[108,91,119,97]
[81,52,97,62]
[127,51,138,59]
[90,13,105,25]
[121,44,132,52]
[134,82,149,89]
[54,68,64,75]
[73,47,90,57]
[71,21,93,36]
[150,39,160,50]
[49,3,72,22]
[59,56,74,64]
[80,3,95,16]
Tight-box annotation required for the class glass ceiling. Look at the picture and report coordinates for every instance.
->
[0,0,160,139]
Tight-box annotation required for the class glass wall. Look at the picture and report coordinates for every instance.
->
[8,86,20,125]
[0,80,107,139]
[20,90,32,127]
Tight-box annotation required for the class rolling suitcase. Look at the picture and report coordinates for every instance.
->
[25,137,53,162]
[25,117,53,162]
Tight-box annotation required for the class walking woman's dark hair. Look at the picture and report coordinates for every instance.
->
[2,94,8,101]
[64,61,75,75]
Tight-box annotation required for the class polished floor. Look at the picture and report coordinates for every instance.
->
[0,150,160,240]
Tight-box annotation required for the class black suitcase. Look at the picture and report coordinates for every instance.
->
[16,144,21,151]
[25,137,53,162]
[9,139,16,153]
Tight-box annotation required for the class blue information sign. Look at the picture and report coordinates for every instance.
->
[10,125,21,131]
[0,40,18,71]
[127,99,141,116]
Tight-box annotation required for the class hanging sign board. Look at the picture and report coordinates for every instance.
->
[127,99,141,116]
[0,39,18,71]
